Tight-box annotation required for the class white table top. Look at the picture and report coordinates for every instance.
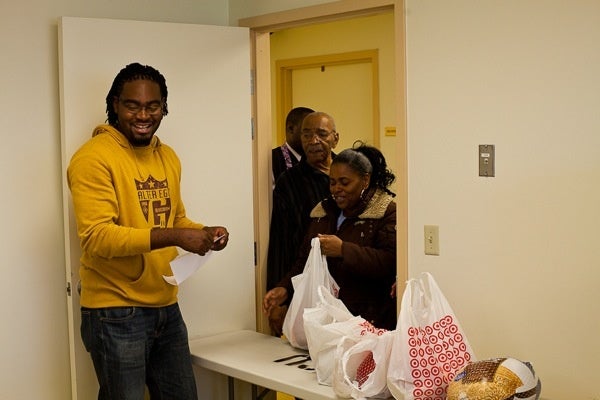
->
[189,330,338,400]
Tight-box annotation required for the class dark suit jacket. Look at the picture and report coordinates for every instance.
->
[272,145,300,183]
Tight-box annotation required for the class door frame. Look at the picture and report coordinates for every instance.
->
[240,0,407,333]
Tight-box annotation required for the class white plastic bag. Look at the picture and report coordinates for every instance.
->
[304,286,379,385]
[282,238,339,349]
[387,272,475,400]
[333,331,394,399]
[332,336,365,398]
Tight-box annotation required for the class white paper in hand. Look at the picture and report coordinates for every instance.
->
[163,250,214,286]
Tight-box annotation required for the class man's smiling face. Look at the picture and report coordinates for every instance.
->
[113,79,164,147]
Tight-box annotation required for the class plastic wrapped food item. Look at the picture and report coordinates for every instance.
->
[446,357,541,400]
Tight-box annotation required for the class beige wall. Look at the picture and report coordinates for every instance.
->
[0,2,228,399]
[229,0,331,25]
[404,1,600,399]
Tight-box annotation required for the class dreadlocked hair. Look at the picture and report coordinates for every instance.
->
[333,140,396,197]
[105,62,169,126]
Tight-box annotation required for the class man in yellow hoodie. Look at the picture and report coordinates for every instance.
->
[67,62,229,400]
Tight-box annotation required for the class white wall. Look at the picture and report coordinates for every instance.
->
[404,1,600,399]
[229,0,330,25]
[0,2,228,399]
[233,1,600,399]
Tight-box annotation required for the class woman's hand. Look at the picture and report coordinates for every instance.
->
[262,287,288,315]
[317,234,343,257]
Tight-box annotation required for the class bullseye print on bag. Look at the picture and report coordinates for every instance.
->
[387,272,476,400]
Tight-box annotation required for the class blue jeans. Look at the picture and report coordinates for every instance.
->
[81,303,197,400]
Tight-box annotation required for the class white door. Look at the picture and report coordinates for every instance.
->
[59,17,254,399]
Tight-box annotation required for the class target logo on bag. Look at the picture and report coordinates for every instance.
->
[356,351,376,388]
[407,314,472,400]
[358,320,388,337]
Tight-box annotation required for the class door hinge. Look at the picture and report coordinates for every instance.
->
[66,281,72,297]
[254,241,257,266]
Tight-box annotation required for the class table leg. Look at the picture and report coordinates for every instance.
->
[227,377,269,400]
[255,387,271,400]
[228,376,234,400]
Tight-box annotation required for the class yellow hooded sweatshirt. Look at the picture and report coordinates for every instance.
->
[67,124,204,308]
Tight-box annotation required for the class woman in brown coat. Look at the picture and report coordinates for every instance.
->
[263,142,397,330]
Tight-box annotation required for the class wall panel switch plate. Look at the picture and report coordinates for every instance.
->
[479,144,495,177]
[424,225,440,256]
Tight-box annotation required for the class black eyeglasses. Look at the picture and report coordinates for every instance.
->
[119,99,163,116]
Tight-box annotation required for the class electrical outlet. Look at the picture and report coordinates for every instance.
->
[424,225,440,256]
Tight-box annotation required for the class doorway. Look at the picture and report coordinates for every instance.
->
[276,49,379,151]
[240,0,407,333]
[269,12,395,157]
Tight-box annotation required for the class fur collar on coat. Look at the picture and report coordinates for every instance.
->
[310,188,394,220]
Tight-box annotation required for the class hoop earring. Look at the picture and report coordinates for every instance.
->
[360,188,365,199]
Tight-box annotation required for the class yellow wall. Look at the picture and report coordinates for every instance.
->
[269,13,398,177]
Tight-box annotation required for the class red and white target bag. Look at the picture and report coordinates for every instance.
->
[304,286,383,386]
[332,331,395,399]
[387,272,475,400]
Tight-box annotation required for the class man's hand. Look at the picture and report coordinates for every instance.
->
[262,287,288,315]
[204,226,229,251]
[172,228,214,255]
[151,227,228,255]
